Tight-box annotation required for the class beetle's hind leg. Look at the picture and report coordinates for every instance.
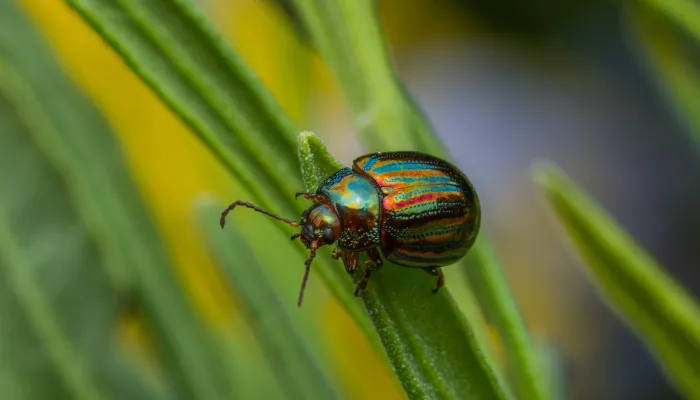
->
[423,267,445,294]
[354,248,383,296]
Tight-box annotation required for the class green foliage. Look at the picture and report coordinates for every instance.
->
[0,0,238,398]
[0,68,119,400]
[638,0,700,44]
[627,4,700,145]
[2,0,700,399]
[61,0,372,340]
[533,163,700,399]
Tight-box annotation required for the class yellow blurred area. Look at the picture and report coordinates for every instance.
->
[18,0,404,398]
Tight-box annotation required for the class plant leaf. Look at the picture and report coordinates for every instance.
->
[297,131,345,190]
[464,240,549,400]
[299,130,502,377]
[626,5,700,146]
[64,0,300,207]
[198,201,343,400]
[637,0,700,45]
[0,64,155,400]
[61,0,372,336]
[0,1,238,396]
[533,161,700,399]
[218,332,287,400]
[536,341,570,400]
[298,132,508,399]
[281,1,544,397]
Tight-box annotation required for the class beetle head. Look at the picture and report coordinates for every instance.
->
[219,198,340,308]
[298,203,341,249]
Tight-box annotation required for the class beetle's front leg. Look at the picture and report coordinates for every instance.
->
[354,248,383,296]
[295,192,325,202]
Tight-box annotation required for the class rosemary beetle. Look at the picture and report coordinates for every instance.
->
[220,151,480,306]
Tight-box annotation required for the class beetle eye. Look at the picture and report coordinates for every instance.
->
[322,228,335,244]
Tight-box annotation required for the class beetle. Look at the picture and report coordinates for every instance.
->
[220,151,481,307]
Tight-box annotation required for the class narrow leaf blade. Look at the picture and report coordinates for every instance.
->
[0,65,153,400]
[638,0,700,45]
[533,162,700,399]
[0,1,237,396]
[626,5,700,146]
[285,0,542,395]
[465,240,549,400]
[61,0,371,333]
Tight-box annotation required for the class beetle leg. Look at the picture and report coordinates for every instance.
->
[342,251,359,274]
[331,248,342,260]
[333,247,360,274]
[354,261,374,296]
[366,248,383,268]
[294,192,325,202]
[423,267,445,293]
[354,248,383,296]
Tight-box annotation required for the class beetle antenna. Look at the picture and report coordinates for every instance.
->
[297,240,318,307]
[220,200,300,229]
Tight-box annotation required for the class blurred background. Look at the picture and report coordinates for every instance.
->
[4,0,700,399]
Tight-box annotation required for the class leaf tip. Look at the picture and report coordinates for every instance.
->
[530,160,565,191]
[297,130,318,146]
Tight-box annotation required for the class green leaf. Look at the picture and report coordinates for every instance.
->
[219,333,287,400]
[627,5,700,145]
[464,240,550,400]
[0,1,238,396]
[283,2,544,398]
[61,0,373,337]
[63,0,300,208]
[298,132,508,399]
[297,131,494,380]
[533,162,700,399]
[637,0,700,45]
[0,64,155,400]
[198,201,343,400]
[535,341,569,400]
[297,131,345,190]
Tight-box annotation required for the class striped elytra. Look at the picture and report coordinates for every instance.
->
[353,152,480,268]
[220,151,481,306]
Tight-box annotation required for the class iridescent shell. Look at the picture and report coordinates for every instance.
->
[353,152,480,268]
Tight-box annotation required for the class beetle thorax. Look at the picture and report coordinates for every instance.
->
[299,203,341,248]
